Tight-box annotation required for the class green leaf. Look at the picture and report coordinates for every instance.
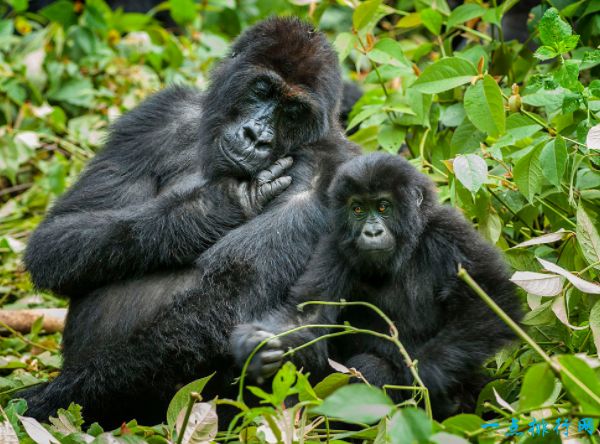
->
[353,0,382,31]
[558,355,600,414]
[534,46,559,61]
[334,32,355,61]
[313,373,350,400]
[48,78,94,108]
[463,74,505,137]
[576,203,600,271]
[420,8,443,36]
[450,118,485,155]
[505,113,543,140]
[378,124,406,154]
[442,414,482,434]
[367,38,410,68]
[453,154,487,193]
[447,4,486,29]
[539,136,567,189]
[513,144,543,203]
[271,361,297,405]
[311,384,393,424]
[590,300,600,359]
[169,0,197,25]
[388,408,432,444]
[519,363,558,410]
[538,8,573,47]
[166,374,214,429]
[411,57,477,94]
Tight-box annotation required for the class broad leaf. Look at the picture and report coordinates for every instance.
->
[388,408,432,444]
[167,374,214,429]
[576,204,600,270]
[558,355,600,414]
[453,154,487,193]
[539,136,567,189]
[538,8,573,48]
[353,0,382,31]
[447,4,486,29]
[411,57,477,94]
[312,384,393,424]
[464,74,505,137]
[519,363,558,410]
[510,271,563,296]
[513,144,543,203]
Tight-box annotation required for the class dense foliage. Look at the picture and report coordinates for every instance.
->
[0,0,599,442]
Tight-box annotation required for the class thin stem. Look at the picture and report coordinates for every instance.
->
[176,392,201,444]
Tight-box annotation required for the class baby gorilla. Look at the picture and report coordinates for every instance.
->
[232,153,521,418]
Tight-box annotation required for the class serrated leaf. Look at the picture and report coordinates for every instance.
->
[353,0,382,31]
[576,204,600,270]
[464,74,505,137]
[513,145,543,203]
[411,57,477,94]
[540,136,567,189]
[447,4,486,28]
[311,384,393,424]
[534,46,558,60]
[510,271,563,296]
[537,257,600,294]
[453,154,487,193]
[538,8,573,47]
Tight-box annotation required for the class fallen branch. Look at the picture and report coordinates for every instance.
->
[0,309,67,333]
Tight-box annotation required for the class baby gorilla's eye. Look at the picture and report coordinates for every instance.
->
[352,204,363,216]
[377,201,391,213]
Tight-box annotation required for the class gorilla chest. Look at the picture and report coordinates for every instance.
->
[344,280,441,339]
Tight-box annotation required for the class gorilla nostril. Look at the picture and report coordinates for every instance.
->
[364,227,384,238]
[243,125,258,143]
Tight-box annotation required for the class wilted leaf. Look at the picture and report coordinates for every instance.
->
[587,124,600,150]
[18,416,59,444]
[510,271,563,296]
[513,229,569,248]
[175,402,217,444]
[0,419,18,444]
[537,258,600,294]
[552,295,587,330]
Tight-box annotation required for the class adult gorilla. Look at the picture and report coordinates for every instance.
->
[21,17,359,426]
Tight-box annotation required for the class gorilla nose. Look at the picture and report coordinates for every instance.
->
[364,226,384,237]
[242,123,273,146]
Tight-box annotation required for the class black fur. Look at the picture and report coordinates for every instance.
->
[232,153,522,419]
[20,18,360,426]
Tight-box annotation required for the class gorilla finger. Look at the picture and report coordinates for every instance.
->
[260,349,284,363]
[257,157,293,183]
[256,176,292,205]
[263,336,282,349]
[260,361,283,378]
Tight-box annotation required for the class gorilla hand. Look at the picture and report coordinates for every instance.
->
[237,157,293,218]
[231,324,284,384]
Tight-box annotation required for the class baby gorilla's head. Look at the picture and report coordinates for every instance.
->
[328,153,437,272]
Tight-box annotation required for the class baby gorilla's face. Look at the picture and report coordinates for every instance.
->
[347,194,397,258]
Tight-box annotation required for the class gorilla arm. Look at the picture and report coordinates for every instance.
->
[24,87,290,296]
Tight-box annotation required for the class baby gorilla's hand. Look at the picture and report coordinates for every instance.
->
[237,157,293,218]
[231,324,284,384]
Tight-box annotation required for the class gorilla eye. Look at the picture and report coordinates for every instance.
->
[352,204,364,216]
[253,79,271,97]
[377,201,391,214]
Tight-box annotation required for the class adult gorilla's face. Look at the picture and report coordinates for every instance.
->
[202,18,343,178]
